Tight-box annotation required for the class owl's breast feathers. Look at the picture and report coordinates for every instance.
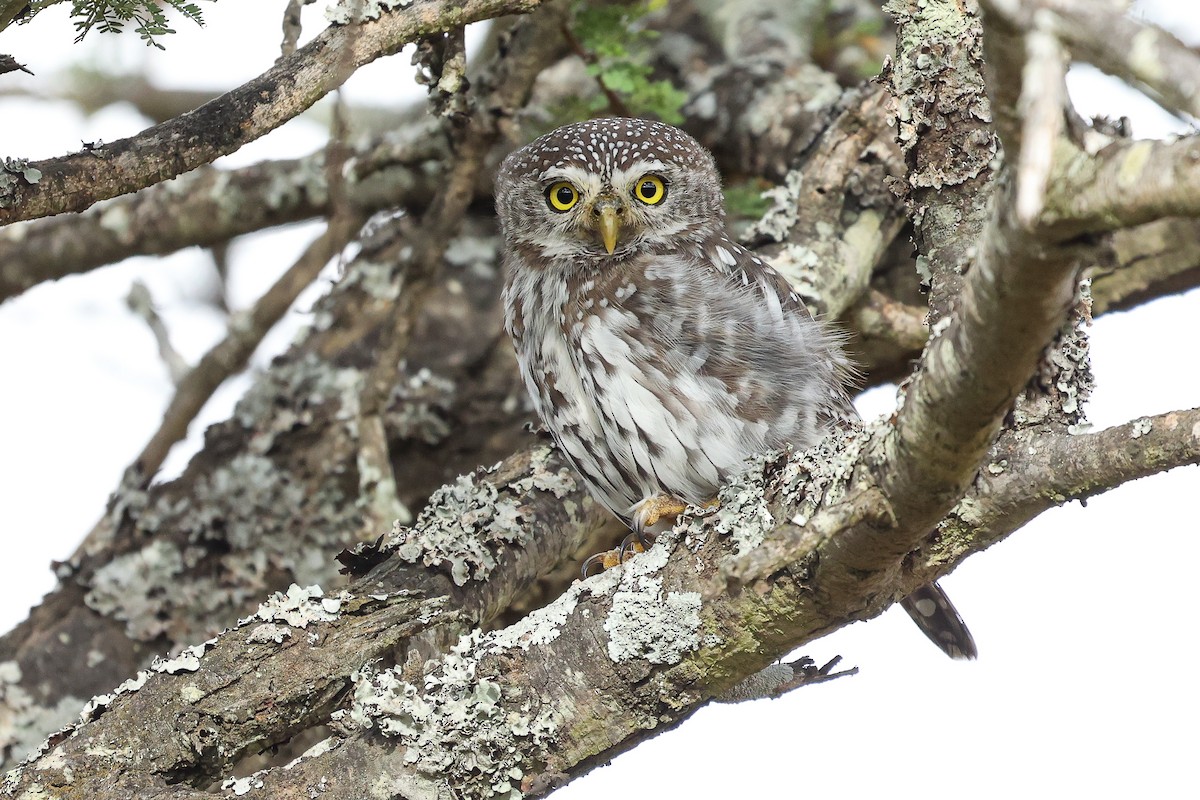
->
[503,236,855,521]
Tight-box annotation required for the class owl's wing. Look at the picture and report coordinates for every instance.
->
[718,238,859,426]
[636,234,859,439]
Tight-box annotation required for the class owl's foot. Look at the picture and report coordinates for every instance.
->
[581,495,718,577]
[631,493,690,531]
[633,493,721,532]
[581,536,646,577]
[618,530,653,562]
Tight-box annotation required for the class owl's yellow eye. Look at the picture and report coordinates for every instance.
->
[546,181,579,212]
[633,174,667,205]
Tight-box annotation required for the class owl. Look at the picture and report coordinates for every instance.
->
[495,118,975,659]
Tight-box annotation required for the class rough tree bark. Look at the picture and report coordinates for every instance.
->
[1,0,1197,797]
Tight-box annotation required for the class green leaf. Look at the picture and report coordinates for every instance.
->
[567,0,687,124]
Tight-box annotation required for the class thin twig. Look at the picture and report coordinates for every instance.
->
[125,280,190,385]
[558,19,633,118]
[132,216,362,480]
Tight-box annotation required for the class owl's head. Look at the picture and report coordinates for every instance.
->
[495,118,724,261]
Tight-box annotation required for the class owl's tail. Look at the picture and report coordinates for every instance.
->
[900,582,978,660]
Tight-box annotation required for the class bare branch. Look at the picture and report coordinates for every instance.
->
[133,213,363,481]
[986,0,1200,123]
[281,0,307,58]
[0,0,544,225]
[1014,16,1066,225]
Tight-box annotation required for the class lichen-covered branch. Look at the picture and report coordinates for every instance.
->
[905,408,1200,585]
[884,0,998,322]
[0,0,543,225]
[1040,135,1200,238]
[4,0,1200,792]
[5,406,1196,798]
[744,85,907,320]
[0,2,570,771]
[0,125,448,303]
[876,185,1082,535]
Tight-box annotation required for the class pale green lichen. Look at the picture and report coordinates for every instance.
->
[1018,278,1093,427]
[766,242,821,303]
[0,664,83,773]
[251,583,345,628]
[388,367,456,445]
[223,774,263,796]
[688,423,869,555]
[234,352,364,441]
[338,573,628,799]
[603,544,702,665]
[384,449,572,586]
[261,157,329,212]
[87,447,361,643]
[509,446,577,499]
[325,0,413,25]
[343,630,559,800]
[0,158,41,209]
[745,169,805,243]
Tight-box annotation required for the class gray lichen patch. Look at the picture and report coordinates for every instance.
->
[324,0,413,25]
[765,242,822,306]
[387,366,456,445]
[776,423,870,522]
[251,583,345,628]
[680,423,869,557]
[745,169,805,243]
[603,543,702,665]
[509,445,577,499]
[698,459,777,555]
[1016,278,1094,427]
[84,539,186,639]
[385,463,536,586]
[86,448,361,643]
[342,630,558,800]
[488,571,613,653]
[0,663,83,773]
[234,353,364,446]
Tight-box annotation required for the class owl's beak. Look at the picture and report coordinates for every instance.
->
[597,205,620,254]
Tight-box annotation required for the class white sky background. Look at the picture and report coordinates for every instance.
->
[0,2,1197,798]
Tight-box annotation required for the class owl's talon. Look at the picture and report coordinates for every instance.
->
[580,548,624,577]
[618,531,654,562]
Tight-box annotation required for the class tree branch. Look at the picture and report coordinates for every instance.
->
[1041,134,1200,237]
[0,0,543,225]
[987,0,1200,123]
[133,211,363,482]
[6,404,1196,797]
